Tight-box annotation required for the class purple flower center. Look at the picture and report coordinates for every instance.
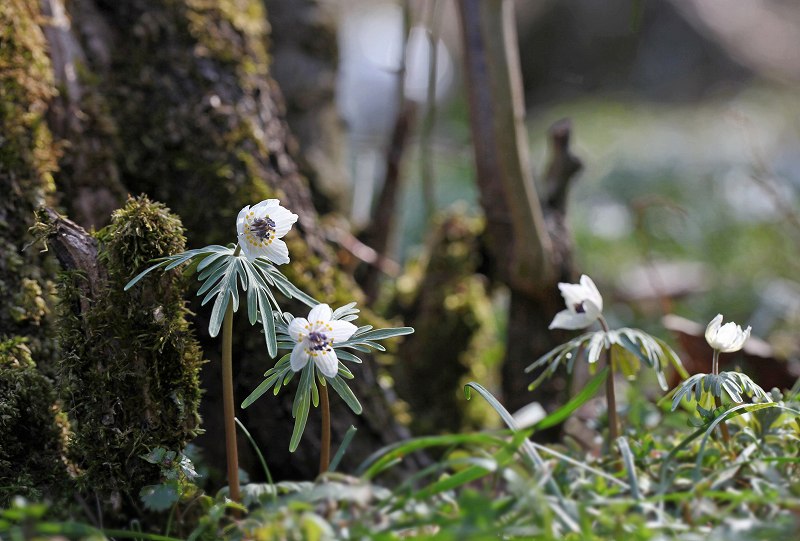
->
[251,217,276,241]
[573,302,586,314]
[307,331,330,351]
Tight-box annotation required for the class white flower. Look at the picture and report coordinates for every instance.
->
[549,274,604,330]
[288,304,358,378]
[705,314,751,353]
[236,199,298,264]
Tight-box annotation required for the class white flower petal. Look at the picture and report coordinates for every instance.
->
[315,348,340,378]
[720,325,751,353]
[290,343,310,372]
[288,317,310,342]
[269,206,299,238]
[308,304,333,325]
[252,199,280,215]
[705,314,723,345]
[582,299,602,322]
[579,275,603,312]
[326,319,358,342]
[558,282,586,311]
[236,205,251,236]
[237,232,263,261]
[263,239,290,265]
[549,309,593,330]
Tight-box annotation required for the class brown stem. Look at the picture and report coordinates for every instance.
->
[714,395,731,445]
[605,354,620,444]
[319,380,331,475]
[598,316,619,445]
[222,245,241,503]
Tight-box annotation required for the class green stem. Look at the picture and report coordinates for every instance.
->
[598,316,620,445]
[222,245,241,503]
[712,349,720,376]
[714,395,731,445]
[319,380,331,475]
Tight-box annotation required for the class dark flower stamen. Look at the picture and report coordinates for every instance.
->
[573,302,586,314]
[251,217,276,241]
[307,331,330,352]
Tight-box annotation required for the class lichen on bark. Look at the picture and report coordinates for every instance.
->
[0,0,60,367]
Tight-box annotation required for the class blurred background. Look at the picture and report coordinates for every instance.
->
[313,0,800,355]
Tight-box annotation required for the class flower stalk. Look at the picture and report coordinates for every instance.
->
[319,381,331,475]
[222,244,241,503]
[598,316,620,443]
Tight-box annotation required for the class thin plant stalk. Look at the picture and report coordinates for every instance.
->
[599,316,620,443]
[711,350,731,444]
[222,245,241,502]
[319,379,331,475]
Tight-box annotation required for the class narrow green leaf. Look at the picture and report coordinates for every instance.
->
[335,350,362,364]
[241,356,290,408]
[328,425,357,472]
[354,327,415,341]
[328,376,362,414]
[258,289,277,358]
[124,260,169,291]
[247,282,258,325]
[208,289,230,338]
[289,391,311,452]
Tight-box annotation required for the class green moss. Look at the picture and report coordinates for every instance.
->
[0,338,71,506]
[89,0,277,247]
[0,0,60,367]
[57,195,203,516]
[392,212,501,435]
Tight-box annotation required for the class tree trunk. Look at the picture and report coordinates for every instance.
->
[1,0,413,491]
[458,0,583,418]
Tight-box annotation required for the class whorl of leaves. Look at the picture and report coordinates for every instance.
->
[526,328,686,392]
[241,302,413,452]
[671,371,772,411]
[125,244,317,357]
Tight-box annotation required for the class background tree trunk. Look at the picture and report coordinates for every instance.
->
[458,0,583,419]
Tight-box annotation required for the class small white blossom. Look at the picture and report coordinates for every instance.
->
[288,304,358,378]
[549,274,604,330]
[236,199,298,264]
[705,314,751,353]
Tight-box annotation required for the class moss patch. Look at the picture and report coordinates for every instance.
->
[0,0,60,367]
[0,338,70,506]
[57,195,203,516]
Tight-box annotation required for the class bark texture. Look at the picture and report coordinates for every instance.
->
[458,0,583,418]
[0,0,68,505]
[27,0,412,483]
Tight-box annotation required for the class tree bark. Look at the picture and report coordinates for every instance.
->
[458,0,583,418]
[29,0,412,482]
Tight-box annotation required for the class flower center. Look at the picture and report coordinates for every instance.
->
[307,331,330,351]
[573,302,586,314]
[250,217,276,241]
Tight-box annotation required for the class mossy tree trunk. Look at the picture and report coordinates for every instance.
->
[1,0,413,486]
[0,0,67,506]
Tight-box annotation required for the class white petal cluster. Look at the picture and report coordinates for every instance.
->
[288,304,358,378]
[549,275,604,330]
[236,199,298,264]
[705,314,751,353]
